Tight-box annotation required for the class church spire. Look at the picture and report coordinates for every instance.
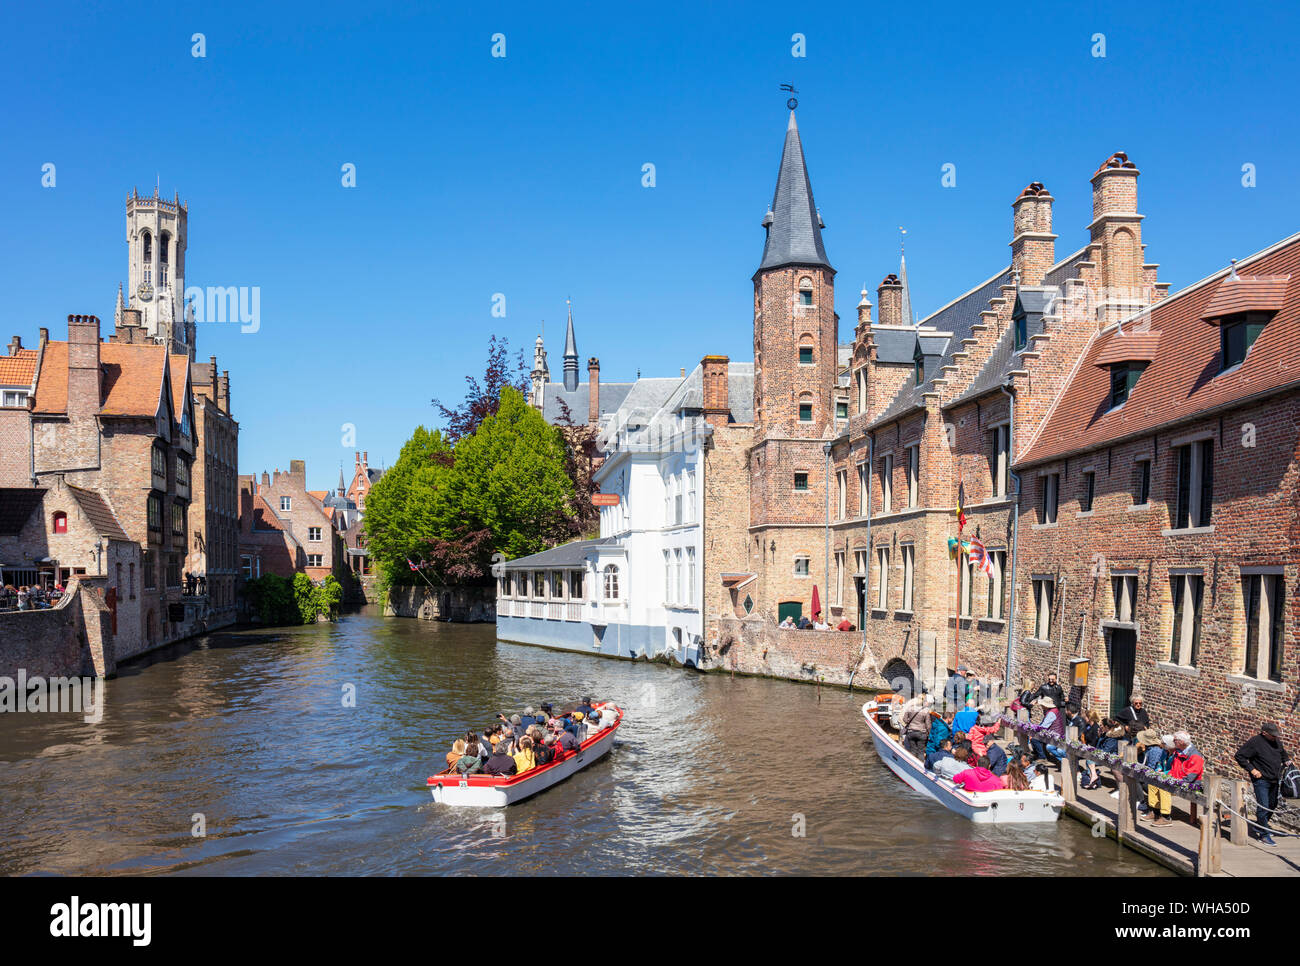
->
[114,283,125,327]
[757,111,831,274]
[562,297,579,392]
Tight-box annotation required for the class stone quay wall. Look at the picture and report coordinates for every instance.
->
[385,584,496,623]
[0,579,115,679]
[705,616,888,690]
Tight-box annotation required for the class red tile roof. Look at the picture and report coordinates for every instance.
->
[1021,233,1300,467]
[32,340,170,417]
[0,349,38,387]
[1094,331,1162,365]
[169,354,190,418]
[1200,274,1291,320]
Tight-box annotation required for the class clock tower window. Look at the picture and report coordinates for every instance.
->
[141,231,152,286]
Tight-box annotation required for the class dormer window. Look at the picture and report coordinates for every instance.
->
[1013,305,1027,351]
[1109,361,1148,408]
[1219,311,1271,371]
[913,344,925,383]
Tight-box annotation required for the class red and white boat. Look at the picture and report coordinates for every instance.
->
[428,703,623,807]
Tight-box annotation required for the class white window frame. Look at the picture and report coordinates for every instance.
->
[1111,571,1138,623]
[876,547,889,610]
[1033,577,1055,641]
[880,454,893,514]
[1169,571,1203,667]
[602,564,620,601]
[1241,569,1284,682]
[990,423,1010,498]
[986,550,1006,619]
[280,496,292,512]
[1040,472,1059,524]
[793,555,811,578]
[834,550,845,606]
[837,470,847,520]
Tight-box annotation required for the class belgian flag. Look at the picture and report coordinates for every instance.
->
[956,480,966,532]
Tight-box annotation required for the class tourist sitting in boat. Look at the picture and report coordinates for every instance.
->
[933,745,970,781]
[1002,760,1031,791]
[484,740,519,777]
[952,755,1003,792]
[456,741,485,775]
[985,741,1008,777]
[953,700,980,735]
[445,739,467,772]
[513,736,537,774]
[536,733,557,765]
[966,718,1001,760]
[575,697,596,716]
[925,738,955,770]
[550,719,580,753]
[926,710,954,757]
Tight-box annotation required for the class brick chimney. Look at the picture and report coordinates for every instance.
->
[219,370,230,413]
[209,355,218,390]
[877,275,904,327]
[66,314,102,417]
[39,328,49,346]
[701,354,731,425]
[8,335,21,356]
[1090,151,1146,327]
[587,357,600,425]
[1010,182,1056,287]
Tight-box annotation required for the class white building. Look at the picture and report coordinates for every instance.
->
[496,362,753,664]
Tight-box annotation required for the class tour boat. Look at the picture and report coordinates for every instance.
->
[428,703,623,807]
[862,698,1064,824]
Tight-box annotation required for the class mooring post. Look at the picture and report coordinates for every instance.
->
[1229,779,1248,846]
[1061,725,1079,806]
[1117,742,1138,839]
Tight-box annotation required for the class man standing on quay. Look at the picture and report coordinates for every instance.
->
[1235,721,1290,847]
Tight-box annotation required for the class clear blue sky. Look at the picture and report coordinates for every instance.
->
[2,1,1296,489]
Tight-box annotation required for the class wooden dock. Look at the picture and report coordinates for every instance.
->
[1003,715,1299,876]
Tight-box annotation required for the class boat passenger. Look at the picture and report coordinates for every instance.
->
[575,697,596,717]
[552,722,579,754]
[925,738,954,771]
[1002,760,1030,791]
[446,739,467,772]
[966,719,1001,760]
[456,741,484,775]
[484,740,519,777]
[933,745,970,781]
[952,755,1003,792]
[901,695,933,760]
[513,736,537,774]
[926,711,954,756]
[536,733,557,766]
[985,742,1008,777]
[953,700,979,736]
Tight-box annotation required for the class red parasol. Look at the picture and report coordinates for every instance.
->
[811,585,821,620]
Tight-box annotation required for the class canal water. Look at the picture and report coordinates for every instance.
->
[0,610,1168,876]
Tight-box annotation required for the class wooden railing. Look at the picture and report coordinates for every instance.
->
[1000,711,1253,875]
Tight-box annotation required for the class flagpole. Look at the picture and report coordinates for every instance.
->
[954,475,965,677]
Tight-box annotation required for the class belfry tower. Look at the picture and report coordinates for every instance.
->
[119,185,195,359]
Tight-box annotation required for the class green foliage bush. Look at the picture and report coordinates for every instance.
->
[245,573,344,626]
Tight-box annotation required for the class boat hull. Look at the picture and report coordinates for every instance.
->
[429,706,621,807]
[862,702,1063,824]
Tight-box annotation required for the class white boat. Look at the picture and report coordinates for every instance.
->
[428,704,623,807]
[862,699,1064,824]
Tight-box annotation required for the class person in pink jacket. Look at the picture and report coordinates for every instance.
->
[967,720,1001,759]
[952,755,1004,792]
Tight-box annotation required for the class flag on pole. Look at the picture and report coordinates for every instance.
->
[406,558,420,572]
[956,479,967,532]
[967,537,996,577]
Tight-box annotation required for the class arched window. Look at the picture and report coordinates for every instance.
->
[602,564,620,600]
[52,511,68,534]
[159,232,170,286]
[141,231,153,286]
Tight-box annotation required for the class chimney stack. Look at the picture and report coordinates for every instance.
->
[701,355,731,426]
[66,315,102,417]
[587,357,600,425]
[856,288,874,333]
[877,275,904,327]
[8,336,21,356]
[39,328,49,346]
[1010,182,1056,287]
[1090,151,1146,327]
[219,370,230,412]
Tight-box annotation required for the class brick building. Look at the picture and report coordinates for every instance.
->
[697,111,1295,760]
[238,461,347,582]
[1012,235,1300,767]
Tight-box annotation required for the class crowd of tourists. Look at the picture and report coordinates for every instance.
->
[0,583,62,611]
[898,668,1292,847]
[778,613,856,631]
[440,698,618,778]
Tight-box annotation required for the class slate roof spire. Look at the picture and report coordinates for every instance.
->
[757,111,831,274]
[562,297,579,392]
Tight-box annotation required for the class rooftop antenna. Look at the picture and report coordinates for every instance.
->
[780,83,798,110]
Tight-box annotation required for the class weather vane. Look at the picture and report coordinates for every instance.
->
[780,83,798,110]
[899,226,907,255]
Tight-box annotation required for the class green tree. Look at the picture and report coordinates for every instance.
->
[362,427,453,587]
